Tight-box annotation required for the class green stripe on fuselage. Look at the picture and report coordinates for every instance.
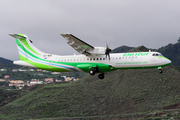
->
[157,56,171,61]
[19,55,69,72]
[17,40,113,72]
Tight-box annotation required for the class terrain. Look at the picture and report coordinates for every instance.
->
[0,65,180,119]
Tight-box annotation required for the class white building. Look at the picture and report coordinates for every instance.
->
[29,69,34,71]
[19,69,27,72]
[0,69,6,71]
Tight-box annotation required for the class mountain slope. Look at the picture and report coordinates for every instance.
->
[112,45,135,53]
[158,42,180,66]
[0,66,180,119]
[0,57,13,68]
[0,57,20,68]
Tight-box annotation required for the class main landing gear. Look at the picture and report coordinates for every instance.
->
[89,67,105,79]
[98,73,104,79]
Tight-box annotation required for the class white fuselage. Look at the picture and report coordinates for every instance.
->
[40,52,171,69]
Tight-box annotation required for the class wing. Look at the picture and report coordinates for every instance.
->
[61,33,94,55]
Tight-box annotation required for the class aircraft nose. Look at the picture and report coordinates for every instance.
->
[166,58,171,64]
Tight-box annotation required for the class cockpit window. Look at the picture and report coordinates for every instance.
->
[152,53,163,56]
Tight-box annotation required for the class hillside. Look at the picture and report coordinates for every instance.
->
[0,57,14,68]
[0,57,20,68]
[112,45,135,53]
[0,65,180,119]
[158,41,180,66]
[0,89,21,107]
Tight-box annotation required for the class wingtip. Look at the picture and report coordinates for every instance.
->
[60,33,71,36]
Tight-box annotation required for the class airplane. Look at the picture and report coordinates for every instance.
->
[9,33,171,79]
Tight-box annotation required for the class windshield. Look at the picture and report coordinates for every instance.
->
[152,53,163,56]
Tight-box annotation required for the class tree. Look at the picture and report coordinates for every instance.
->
[178,37,180,43]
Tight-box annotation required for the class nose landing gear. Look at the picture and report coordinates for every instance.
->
[158,67,163,74]
[159,69,162,73]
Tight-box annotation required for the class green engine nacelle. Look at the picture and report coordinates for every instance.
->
[76,63,115,73]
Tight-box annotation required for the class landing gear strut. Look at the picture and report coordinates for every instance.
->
[89,66,105,79]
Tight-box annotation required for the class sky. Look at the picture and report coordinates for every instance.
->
[1,0,180,60]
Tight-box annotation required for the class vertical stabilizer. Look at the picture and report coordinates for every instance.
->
[9,34,45,61]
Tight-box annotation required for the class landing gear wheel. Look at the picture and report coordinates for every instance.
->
[89,70,95,75]
[98,73,104,79]
[159,69,163,74]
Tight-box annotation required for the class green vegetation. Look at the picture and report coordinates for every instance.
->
[0,89,20,104]
[128,45,150,52]
[158,41,180,66]
[112,45,135,53]
[0,70,86,81]
[0,57,19,68]
[0,66,180,119]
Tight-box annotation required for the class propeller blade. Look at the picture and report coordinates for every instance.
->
[105,46,112,60]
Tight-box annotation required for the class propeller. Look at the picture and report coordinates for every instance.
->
[105,42,112,60]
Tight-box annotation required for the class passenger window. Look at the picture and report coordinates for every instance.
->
[100,58,102,60]
[93,58,95,60]
[90,58,92,61]
[119,57,121,59]
[103,58,105,60]
[97,58,99,60]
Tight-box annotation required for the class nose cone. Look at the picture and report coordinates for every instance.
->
[165,58,171,65]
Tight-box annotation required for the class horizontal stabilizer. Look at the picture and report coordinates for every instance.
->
[9,34,26,39]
